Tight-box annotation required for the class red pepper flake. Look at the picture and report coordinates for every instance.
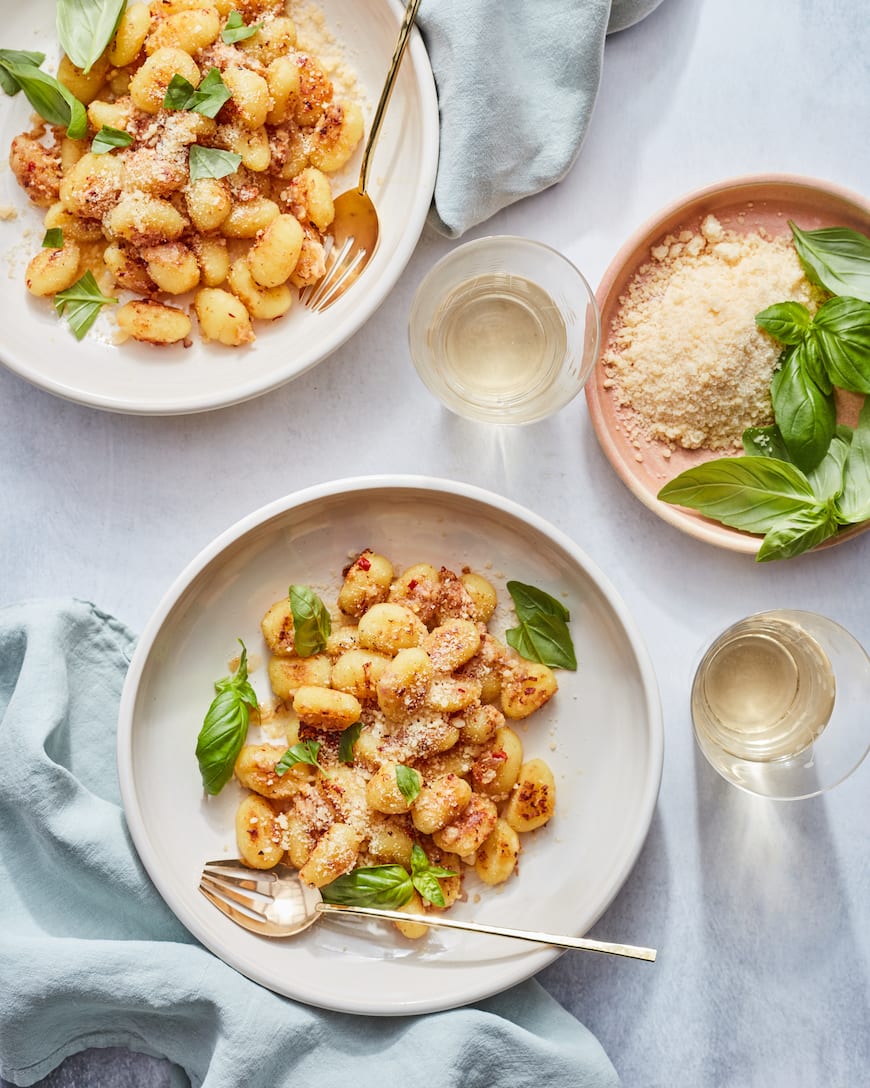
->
[408,579,418,590]
[357,554,371,571]
[524,686,536,695]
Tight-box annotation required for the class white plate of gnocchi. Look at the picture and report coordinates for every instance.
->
[0,0,438,413]
[117,476,664,1015]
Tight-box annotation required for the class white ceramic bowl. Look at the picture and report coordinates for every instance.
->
[117,476,663,1015]
[0,1,439,414]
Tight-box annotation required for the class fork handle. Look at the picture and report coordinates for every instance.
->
[317,903,656,961]
[358,0,423,195]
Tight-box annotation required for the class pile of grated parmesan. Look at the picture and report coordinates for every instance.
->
[603,214,826,450]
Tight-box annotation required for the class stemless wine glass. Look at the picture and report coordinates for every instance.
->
[691,610,870,799]
[408,236,600,425]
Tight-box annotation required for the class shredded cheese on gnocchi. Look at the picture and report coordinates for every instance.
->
[235,549,560,938]
[11,0,364,347]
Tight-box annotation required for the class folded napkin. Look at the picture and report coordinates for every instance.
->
[0,598,621,1088]
[421,0,666,236]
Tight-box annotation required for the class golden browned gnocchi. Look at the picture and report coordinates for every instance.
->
[209,552,570,940]
[10,1,365,350]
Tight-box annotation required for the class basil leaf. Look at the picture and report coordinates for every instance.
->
[0,49,45,94]
[789,221,870,303]
[321,865,413,909]
[42,228,64,249]
[756,301,812,345]
[92,125,133,154]
[395,764,421,804]
[811,296,870,395]
[742,425,792,462]
[57,0,125,74]
[410,845,456,908]
[195,641,258,795]
[188,144,242,183]
[288,584,331,657]
[757,504,839,562]
[338,721,362,764]
[165,66,232,118]
[657,456,817,533]
[0,52,86,138]
[276,739,328,776]
[504,581,576,671]
[221,10,264,43]
[53,271,117,340]
[805,430,851,503]
[770,345,836,471]
[836,397,870,524]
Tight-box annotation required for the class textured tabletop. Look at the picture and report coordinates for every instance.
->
[2,1,868,1086]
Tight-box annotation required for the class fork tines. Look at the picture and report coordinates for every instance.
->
[300,237,369,312]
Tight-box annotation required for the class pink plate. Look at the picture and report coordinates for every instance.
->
[586,174,870,555]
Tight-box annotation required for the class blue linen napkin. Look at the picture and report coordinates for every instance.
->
[0,598,621,1088]
[421,0,666,236]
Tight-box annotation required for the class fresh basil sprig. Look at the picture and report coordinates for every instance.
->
[221,11,265,43]
[54,272,117,340]
[768,344,835,472]
[338,721,362,764]
[321,846,457,910]
[504,581,577,670]
[789,221,870,303]
[0,50,87,139]
[164,67,232,118]
[195,640,259,795]
[188,145,242,182]
[92,125,133,154]
[659,399,870,561]
[395,765,421,804]
[275,739,330,776]
[288,585,331,657]
[409,844,456,908]
[57,0,125,74]
[42,228,64,249]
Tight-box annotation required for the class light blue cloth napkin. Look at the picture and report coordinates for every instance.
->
[421,0,666,236]
[0,598,621,1088]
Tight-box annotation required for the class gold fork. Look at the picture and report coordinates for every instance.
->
[199,860,658,961]
[300,0,423,312]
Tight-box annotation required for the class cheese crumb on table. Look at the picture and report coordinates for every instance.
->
[604,214,825,450]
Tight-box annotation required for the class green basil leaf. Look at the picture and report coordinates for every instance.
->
[188,144,242,183]
[42,228,64,249]
[53,271,117,339]
[395,764,421,804]
[338,721,362,764]
[164,67,232,117]
[410,844,455,880]
[742,425,792,462]
[409,845,456,907]
[770,345,836,471]
[0,52,86,138]
[504,581,576,670]
[657,456,817,533]
[756,301,812,345]
[789,221,870,303]
[288,584,331,657]
[805,430,851,503]
[275,739,327,776]
[163,73,196,110]
[57,0,125,73]
[195,641,258,794]
[221,10,264,43]
[92,125,133,154]
[756,504,839,562]
[321,865,414,909]
[0,49,45,94]
[836,397,870,524]
[811,296,870,395]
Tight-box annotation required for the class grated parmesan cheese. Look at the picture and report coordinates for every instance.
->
[604,214,826,450]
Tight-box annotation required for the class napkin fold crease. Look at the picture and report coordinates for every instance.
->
[422,0,666,236]
[0,599,621,1088]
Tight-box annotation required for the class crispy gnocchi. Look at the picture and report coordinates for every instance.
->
[229,550,562,937]
[9,1,364,347]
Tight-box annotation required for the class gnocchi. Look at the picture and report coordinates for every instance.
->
[10,1,365,350]
[214,551,568,939]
